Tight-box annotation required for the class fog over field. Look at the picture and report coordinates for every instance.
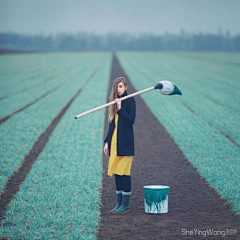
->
[1,0,239,35]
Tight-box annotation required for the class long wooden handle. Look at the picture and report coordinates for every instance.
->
[75,86,154,119]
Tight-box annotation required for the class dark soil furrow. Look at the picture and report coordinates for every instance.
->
[6,67,74,97]
[0,85,60,125]
[0,96,7,101]
[203,94,240,115]
[0,66,75,100]
[0,64,93,124]
[97,55,240,240]
[0,70,42,90]
[181,101,240,148]
[177,54,240,68]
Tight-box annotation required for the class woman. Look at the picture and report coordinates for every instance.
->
[104,77,136,213]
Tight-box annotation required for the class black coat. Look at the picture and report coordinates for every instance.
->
[104,91,136,157]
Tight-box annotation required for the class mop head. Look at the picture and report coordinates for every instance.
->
[154,81,182,95]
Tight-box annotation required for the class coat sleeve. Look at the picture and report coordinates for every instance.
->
[117,97,136,126]
[104,120,114,143]
[104,124,110,143]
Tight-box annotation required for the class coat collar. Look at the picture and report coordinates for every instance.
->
[117,90,127,98]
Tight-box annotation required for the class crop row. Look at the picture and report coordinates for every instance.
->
[0,53,105,119]
[0,52,112,239]
[117,52,240,144]
[117,52,240,214]
[0,52,110,193]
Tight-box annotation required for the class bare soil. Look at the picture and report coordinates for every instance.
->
[97,56,240,240]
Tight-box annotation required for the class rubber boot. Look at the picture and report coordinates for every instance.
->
[115,191,131,213]
[109,190,123,213]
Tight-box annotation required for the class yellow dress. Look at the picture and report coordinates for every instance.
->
[108,113,133,177]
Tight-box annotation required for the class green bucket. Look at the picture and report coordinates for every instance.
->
[143,185,170,214]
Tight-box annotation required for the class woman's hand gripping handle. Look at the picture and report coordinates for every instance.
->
[115,98,121,110]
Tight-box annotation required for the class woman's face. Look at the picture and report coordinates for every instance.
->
[117,81,128,96]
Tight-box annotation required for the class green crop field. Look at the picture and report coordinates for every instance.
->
[0,51,240,239]
[0,52,112,239]
[117,51,240,213]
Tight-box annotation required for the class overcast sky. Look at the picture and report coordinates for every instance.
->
[0,0,240,36]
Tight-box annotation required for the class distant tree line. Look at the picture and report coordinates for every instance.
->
[0,31,239,53]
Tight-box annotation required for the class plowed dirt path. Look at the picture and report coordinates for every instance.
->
[97,56,240,240]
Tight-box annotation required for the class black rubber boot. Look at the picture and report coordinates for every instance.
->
[109,190,123,213]
[115,191,131,213]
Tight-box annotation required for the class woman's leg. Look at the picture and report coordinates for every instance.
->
[122,175,131,192]
[110,174,123,213]
[115,174,123,191]
[115,175,131,213]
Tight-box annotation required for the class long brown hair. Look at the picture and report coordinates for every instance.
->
[108,77,128,123]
